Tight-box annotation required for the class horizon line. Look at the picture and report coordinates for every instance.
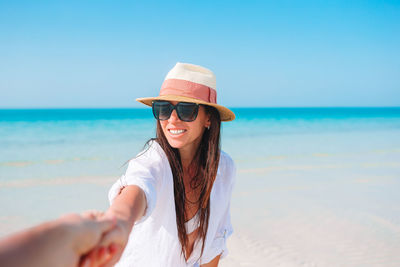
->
[1,106,400,110]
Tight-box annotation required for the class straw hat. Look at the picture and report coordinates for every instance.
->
[136,62,235,122]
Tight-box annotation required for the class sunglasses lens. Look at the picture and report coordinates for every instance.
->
[152,101,173,120]
[176,102,199,122]
[152,101,199,122]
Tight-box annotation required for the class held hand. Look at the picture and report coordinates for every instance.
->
[62,212,115,254]
[45,212,116,267]
[79,211,131,267]
[80,185,146,266]
[97,211,131,267]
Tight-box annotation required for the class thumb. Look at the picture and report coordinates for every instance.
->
[96,216,117,234]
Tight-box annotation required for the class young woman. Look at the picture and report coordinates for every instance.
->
[101,62,236,267]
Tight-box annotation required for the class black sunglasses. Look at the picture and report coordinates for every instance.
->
[152,101,200,122]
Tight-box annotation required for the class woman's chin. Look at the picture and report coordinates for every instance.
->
[166,139,185,149]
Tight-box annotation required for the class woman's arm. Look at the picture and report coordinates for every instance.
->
[107,185,147,229]
[86,185,147,267]
[201,254,221,267]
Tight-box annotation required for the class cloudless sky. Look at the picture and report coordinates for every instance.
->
[0,0,399,108]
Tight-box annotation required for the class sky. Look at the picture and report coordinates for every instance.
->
[0,0,399,108]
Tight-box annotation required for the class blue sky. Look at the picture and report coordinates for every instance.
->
[1,0,399,108]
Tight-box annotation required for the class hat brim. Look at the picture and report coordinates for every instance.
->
[136,95,235,122]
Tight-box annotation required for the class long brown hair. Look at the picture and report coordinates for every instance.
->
[153,105,221,260]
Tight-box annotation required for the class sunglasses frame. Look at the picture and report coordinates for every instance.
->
[152,100,200,122]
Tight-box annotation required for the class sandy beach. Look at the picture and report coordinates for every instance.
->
[220,147,400,267]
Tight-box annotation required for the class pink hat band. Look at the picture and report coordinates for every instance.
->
[160,78,217,104]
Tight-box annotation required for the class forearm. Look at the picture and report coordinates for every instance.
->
[0,220,72,267]
[107,185,147,231]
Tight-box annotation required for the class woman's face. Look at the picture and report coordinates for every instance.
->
[160,101,211,154]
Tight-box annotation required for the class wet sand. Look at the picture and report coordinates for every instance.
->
[220,149,400,267]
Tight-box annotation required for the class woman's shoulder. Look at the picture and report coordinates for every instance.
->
[127,140,168,169]
[218,150,236,188]
[220,150,236,171]
[220,150,234,166]
[141,139,166,158]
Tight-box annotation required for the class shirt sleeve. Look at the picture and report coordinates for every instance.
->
[200,154,236,264]
[108,141,165,225]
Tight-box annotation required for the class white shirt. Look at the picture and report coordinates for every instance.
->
[108,140,236,267]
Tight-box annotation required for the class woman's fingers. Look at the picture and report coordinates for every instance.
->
[79,243,118,267]
[100,244,124,267]
[74,211,127,267]
[95,224,127,266]
[97,243,118,267]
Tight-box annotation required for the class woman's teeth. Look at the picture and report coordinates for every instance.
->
[169,129,186,135]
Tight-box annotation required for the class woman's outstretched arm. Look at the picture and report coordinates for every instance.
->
[108,185,147,229]
[87,185,147,267]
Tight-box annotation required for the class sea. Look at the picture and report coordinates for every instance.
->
[1,107,400,266]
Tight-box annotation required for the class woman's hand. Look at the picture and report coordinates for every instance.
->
[75,210,118,267]
[79,211,131,267]
[58,212,119,267]
[80,185,147,267]
[98,212,131,267]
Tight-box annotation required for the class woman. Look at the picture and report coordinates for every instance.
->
[101,62,236,267]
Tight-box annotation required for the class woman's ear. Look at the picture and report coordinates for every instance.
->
[205,113,211,128]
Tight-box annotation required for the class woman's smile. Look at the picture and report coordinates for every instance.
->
[168,128,187,136]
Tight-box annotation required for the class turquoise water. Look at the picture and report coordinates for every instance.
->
[1,107,400,180]
[1,107,400,236]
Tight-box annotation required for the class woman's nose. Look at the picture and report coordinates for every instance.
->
[168,109,180,122]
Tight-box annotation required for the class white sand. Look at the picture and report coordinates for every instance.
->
[221,210,400,267]
[220,150,400,267]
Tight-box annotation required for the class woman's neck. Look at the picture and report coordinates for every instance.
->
[179,149,195,172]
[179,143,200,173]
